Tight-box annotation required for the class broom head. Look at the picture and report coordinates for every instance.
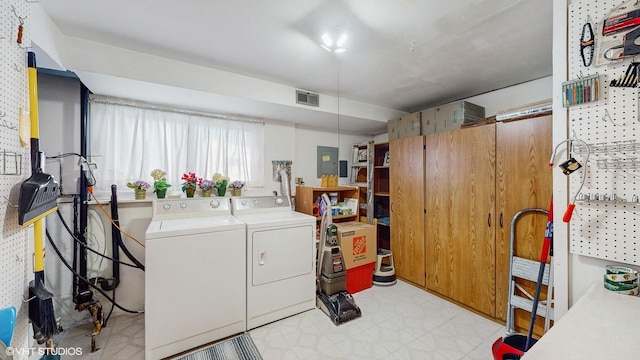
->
[18,172,59,227]
[28,278,58,343]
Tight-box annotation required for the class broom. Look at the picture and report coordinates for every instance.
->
[524,198,553,351]
[25,51,58,343]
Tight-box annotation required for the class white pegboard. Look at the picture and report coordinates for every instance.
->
[0,0,32,357]
[568,0,640,265]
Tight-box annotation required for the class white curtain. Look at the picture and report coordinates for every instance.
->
[89,99,264,193]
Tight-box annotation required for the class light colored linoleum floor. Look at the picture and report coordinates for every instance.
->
[55,280,506,360]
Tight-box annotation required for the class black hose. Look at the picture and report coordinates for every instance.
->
[110,185,121,286]
[56,210,140,268]
[103,283,116,327]
[113,220,145,271]
[79,83,90,294]
[46,229,142,314]
[72,196,79,299]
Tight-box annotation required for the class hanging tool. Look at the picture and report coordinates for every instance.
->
[581,19,595,67]
[549,136,590,222]
[604,26,640,60]
[23,52,60,346]
[603,0,640,35]
[610,62,640,87]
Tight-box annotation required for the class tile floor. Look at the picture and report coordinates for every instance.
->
[55,280,505,359]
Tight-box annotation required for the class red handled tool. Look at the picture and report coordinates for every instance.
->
[549,137,590,222]
[524,198,553,351]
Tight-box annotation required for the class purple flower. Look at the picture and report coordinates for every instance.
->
[127,180,151,190]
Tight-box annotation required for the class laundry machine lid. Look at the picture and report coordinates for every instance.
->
[145,215,245,239]
[233,211,315,228]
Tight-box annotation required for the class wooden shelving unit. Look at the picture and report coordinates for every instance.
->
[350,141,374,224]
[295,186,360,238]
[374,142,390,250]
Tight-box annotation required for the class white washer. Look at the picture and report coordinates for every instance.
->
[231,196,316,330]
[144,198,246,360]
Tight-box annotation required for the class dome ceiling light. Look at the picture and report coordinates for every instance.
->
[320,32,348,53]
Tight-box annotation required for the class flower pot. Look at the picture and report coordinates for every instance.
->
[155,189,167,199]
[135,189,147,200]
[185,187,195,198]
[232,188,242,196]
[215,186,226,196]
[202,189,212,197]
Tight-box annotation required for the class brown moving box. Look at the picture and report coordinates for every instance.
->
[422,101,486,134]
[398,111,421,139]
[387,117,399,140]
[335,221,376,269]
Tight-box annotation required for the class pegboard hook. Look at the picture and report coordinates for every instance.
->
[10,5,25,25]
[602,109,626,126]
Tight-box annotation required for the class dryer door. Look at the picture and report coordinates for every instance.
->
[250,224,314,285]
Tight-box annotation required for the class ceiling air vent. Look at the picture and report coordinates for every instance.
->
[296,90,319,107]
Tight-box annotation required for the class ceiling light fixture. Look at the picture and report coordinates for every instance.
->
[320,32,348,53]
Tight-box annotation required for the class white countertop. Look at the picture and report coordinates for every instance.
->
[522,282,640,359]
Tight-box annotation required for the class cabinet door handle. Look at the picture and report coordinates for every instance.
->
[487,213,491,227]
[391,202,393,212]
[499,213,503,228]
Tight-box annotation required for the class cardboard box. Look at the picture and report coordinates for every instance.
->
[398,111,421,139]
[425,101,486,134]
[335,221,377,269]
[420,108,437,134]
[387,118,400,140]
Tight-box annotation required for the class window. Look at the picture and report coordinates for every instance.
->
[88,98,264,193]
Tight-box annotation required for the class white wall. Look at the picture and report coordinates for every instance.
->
[36,72,374,321]
[464,77,552,117]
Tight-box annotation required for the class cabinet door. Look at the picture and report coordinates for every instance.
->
[425,125,496,316]
[495,115,552,334]
[390,136,426,287]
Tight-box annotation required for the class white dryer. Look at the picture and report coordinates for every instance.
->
[231,196,316,330]
[144,198,246,360]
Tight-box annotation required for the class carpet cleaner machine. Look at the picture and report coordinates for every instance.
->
[316,193,362,325]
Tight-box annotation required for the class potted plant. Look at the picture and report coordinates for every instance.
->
[212,173,229,196]
[127,180,151,200]
[199,179,216,197]
[150,168,171,199]
[229,180,245,196]
[181,172,202,198]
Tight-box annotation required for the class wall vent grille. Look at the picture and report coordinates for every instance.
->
[296,90,319,107]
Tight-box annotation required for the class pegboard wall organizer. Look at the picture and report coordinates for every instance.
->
[568,0,640,265]
[1,0,33,352]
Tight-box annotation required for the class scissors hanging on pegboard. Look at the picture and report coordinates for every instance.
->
[594,0,640,66]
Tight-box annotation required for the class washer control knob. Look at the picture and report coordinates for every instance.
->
[210,200,220,208]
[253,200,259,205]
[241,200,248,206]
[163,204,171,210]
[180,202,187,209]
[275,197,284,205]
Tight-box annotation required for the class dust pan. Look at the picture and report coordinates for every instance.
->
[18,52,59,226]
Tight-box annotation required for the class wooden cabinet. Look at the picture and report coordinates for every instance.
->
[390,136,426,287]
[295,186,360,224]
[387,114,552,320]
[495,115,553,334]
[374,142,390,250]
[425,124,496,316]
